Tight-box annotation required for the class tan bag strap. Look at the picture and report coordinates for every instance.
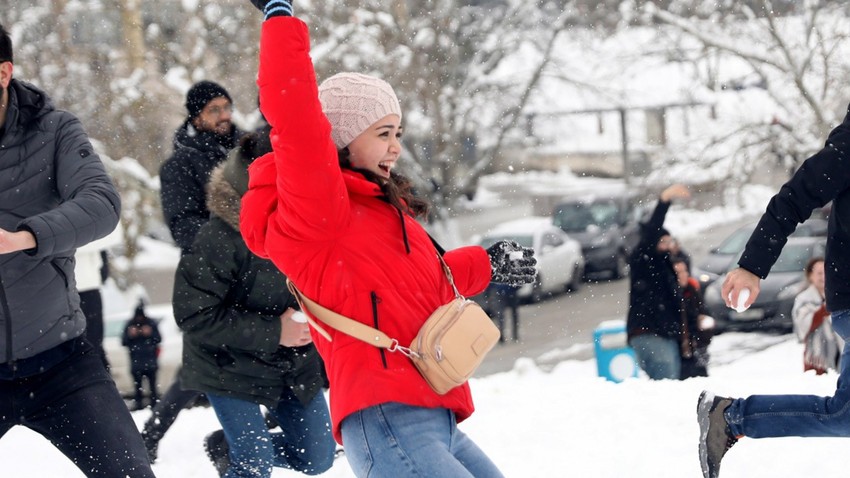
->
[435,252,464,300]
[287,279,418,355]
[287,247,461,356]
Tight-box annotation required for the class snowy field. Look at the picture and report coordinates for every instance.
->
[0,331,844,478]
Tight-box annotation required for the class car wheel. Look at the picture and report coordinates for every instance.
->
[567,263,584,292]
[612,251,629,280]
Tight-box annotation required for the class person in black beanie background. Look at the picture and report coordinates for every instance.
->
[626,183,692,380]
[143,80,244,462]
[160,80,243,254]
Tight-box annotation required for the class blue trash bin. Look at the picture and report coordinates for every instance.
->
[593,320,638,383]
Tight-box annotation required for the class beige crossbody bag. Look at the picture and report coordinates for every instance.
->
[286,254,500,395]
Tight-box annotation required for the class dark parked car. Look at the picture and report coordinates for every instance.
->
[551,192,642,279]
[693,217,829,290]
[703,236,827,334]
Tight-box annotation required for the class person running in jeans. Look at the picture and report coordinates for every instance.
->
[239,2,537,476]
[698,104,850,478]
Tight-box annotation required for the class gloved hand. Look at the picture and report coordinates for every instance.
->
[250,0,293,19]
[486,240,538,286]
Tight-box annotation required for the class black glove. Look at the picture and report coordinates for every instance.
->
[250,0,293,19]
[486,240,537,286]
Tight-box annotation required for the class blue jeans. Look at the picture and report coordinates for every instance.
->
[0,338,155,477]
[341,402,504,478]
[726,309,850,438]
[630,334,681,380]
[208,388,335,478]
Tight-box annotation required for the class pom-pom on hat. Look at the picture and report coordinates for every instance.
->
[318,72,402,149]
[186,80,233,120]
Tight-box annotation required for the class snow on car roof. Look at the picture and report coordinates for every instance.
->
[485,216,555,236]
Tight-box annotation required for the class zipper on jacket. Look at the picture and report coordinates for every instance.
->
[371,292,388,369]
[0,270,13,365]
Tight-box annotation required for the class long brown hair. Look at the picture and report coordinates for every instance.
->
[805,256,824,279]
[338,147,431,219]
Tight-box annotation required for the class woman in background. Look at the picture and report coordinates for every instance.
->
[792,257,843,374]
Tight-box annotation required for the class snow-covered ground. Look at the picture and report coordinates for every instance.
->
[1,332,843,477]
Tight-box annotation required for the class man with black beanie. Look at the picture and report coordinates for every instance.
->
[160,80,243,253]
[145,80,243,462]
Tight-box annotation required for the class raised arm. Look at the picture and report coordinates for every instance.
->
[254,7,350,242]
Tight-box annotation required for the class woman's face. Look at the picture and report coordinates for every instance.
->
[808,260,825,293]
[346,114,402,180]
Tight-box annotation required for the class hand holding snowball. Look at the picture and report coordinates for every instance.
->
[721,267,760,312]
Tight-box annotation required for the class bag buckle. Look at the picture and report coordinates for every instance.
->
[388,339,420,359]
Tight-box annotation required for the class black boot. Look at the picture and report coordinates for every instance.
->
[204,429,230,477]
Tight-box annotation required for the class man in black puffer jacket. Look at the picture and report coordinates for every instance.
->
[0,24,155,477]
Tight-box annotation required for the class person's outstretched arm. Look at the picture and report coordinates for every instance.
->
[241,2,351,257]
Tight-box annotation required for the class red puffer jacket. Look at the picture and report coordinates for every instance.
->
[240,17,491,444]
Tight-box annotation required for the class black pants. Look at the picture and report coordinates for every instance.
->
[141,371,200,445]
[132,369,159,409]
[0,339,155,477]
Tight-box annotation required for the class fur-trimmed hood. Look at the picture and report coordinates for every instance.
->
[206,127,272,232]
[206,161,242,232]
[202,164,242,231]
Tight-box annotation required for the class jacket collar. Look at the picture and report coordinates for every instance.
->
[342,168,383,197]
[173,119,239,156]
[1,79,52,145]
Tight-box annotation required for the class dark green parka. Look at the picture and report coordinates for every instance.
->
[173,140,324,407]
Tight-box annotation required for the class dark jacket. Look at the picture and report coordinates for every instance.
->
[122,314,162,373]
[681,278,711,351]
[0,79,120,366]
[159,119,241,254]
[173,149,324,408]
[626,199,682,341]
[738,105,850,313]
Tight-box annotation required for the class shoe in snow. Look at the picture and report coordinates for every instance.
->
[697,390,738,478]
[204,429,230,477]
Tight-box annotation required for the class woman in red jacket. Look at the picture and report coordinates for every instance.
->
[241,2,536,476]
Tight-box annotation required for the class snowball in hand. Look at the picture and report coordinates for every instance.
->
[728,288,751,313]
[291,311,308,323]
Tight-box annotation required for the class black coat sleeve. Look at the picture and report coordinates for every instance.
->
[632,198,671,260]
[160,153,209,253]
[739,109,850,278]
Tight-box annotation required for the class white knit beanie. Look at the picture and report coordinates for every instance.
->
[318,72,402,149]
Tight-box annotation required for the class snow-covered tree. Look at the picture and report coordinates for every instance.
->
[642,0,850,187]
[294,0,580,214]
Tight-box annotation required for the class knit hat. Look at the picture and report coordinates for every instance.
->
[185,80,232,120]
[318,72,402,149]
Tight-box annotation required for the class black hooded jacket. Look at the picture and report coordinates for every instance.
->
[159,119,241,253]
[173,138,324,407]
[0,79,120,367]
[626,199,683,341]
